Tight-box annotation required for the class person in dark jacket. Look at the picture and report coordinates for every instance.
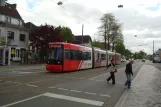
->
[106,59,116,85]
[125,60,133,89]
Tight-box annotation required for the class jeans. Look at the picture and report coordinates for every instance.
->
[125,74,132,88]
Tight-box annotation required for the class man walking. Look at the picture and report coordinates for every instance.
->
[125,60,133,89]
[106,59,116,85]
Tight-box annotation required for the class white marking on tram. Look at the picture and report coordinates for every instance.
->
[58,88,68,91]
[84,92,97,95]
[43,93,104,106]
[100,94,111,97]
[70,90,82,93]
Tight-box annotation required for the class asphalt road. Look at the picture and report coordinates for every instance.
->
[0,61,144,107]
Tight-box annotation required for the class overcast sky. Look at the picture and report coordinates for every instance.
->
[8,0,161,54]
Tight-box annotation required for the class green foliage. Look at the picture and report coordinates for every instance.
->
[59,26,75,42]
[134,51,147,59]
[98,13,124,50]
[115,42,125,55]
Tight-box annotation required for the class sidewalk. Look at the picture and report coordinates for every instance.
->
[114,64,161,107]
[0,63,46,72]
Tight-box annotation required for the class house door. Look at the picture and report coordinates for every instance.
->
[0,49,3,65]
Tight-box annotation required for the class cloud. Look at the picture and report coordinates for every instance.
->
[7,0,161,54]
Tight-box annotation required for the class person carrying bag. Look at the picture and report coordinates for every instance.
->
[105,59,117,85]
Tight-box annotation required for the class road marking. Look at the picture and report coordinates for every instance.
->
[6,81,12,83]
[84,92,96,95]
[48,86,56,89]
[43,92,104,106]
[25,84,38,88]
[116,82,124,85]
[79,78,86,79]
[95,80,104,82]
[100,94,111,97]
[89,73,108,80]
[70,90,82,93]
[0,80,2,81]
[13,82,23,84]
[58,88,68,91]
[65,77,76,79]
[1,94,43,107]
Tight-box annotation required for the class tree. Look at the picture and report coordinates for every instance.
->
[135,51,147,59]
[115,42,125,55]
[29,24,63,59]
[91,40,102,48]
[98,13,123,50]
[59,26,75,42]
[125,49,132,59]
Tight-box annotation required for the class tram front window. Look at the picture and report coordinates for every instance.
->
[47,48,62,64]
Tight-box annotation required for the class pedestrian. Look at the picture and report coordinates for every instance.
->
[106,59,116,85]
[125,60,134,89]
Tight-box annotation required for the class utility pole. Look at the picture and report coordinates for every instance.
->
[153,40,154,62]
[82,24,84,44]
[104,23,107,50]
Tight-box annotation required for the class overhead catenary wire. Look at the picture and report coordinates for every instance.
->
[49,0,90,24]
[17,6,60,25]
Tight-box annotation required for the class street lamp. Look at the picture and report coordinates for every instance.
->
[118,5,123,8]
[57,1,63,5]
[57,1,84,44]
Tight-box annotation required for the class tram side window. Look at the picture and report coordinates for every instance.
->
[83,52,91,60]
[70,50,74,60]
[76,51,83,60]
[101,54,106,60]
[64,50,70,60]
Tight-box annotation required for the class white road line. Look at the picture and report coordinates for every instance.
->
[13,82,23,84]
[89,73,108,80]
[70,90,82,93]
[84,92,97,95]
[65,77,76,79]
[117,82,124,85]
[95,80,104,82]
[58,88,68,91]
[6,81,12,83]
[79,78,86,79]
[1,94,43,107]
[100,94,111,97]
[48,86,56,89]
[25,84,38,88]
[43,92,104,106]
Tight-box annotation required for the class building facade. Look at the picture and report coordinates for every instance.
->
[0,0,29,62]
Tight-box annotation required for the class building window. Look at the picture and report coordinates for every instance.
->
[5,16,11,23]
[7,31,14,40]
[20,34,25,42]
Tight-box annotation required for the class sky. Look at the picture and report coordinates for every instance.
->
[7,0,161,54]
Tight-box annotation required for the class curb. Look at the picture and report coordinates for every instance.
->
[114,64,144,107]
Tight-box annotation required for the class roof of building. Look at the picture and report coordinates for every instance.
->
[24,22,37,30]
[0,3,22,20]
[74,35,92,43]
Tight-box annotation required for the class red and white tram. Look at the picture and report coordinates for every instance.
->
[46,42,121,72]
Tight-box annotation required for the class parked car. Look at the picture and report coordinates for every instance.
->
[142,59,146,62]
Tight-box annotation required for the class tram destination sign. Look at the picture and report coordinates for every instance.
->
[49,44,61,48]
